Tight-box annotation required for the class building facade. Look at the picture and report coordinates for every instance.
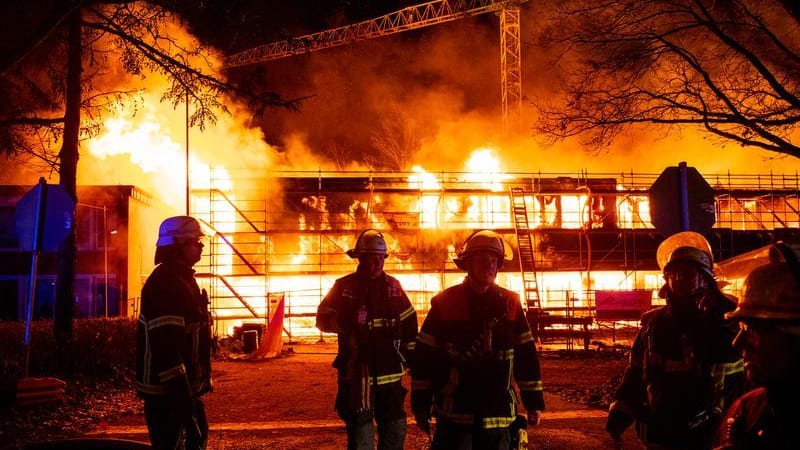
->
[187,169,800,339]
[0,185,163,322]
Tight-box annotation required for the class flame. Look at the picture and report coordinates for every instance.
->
[208,269,668,338]
[75,35,735,341]
[399,148,666,234]
[408,166,441,228]
[409,165,441,190]
[67,7,664,338]
[463,148,510,191]
[87,109,238,275]
[87,103,670,338]
[406,149,520,230]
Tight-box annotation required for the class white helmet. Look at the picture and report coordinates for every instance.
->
[156,216,204,247]
[346,229,388,259]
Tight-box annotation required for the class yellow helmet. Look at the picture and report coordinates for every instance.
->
[657,231,714,278]
[346,229,388,259]
[453,230,507,270]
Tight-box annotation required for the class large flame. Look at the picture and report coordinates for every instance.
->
[80,102,679,338]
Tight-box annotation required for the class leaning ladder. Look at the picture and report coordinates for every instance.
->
[510,187,541,311]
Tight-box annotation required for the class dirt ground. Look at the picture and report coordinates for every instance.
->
[68,330,643,450]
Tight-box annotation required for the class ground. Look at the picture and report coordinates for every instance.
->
[2,331,644,449]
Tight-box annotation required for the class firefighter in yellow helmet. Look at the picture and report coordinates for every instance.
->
[715,242,800,449]
[136,216,212,450]
[411,230,544,449]
[316,229,418,450]
[607,231,744,449]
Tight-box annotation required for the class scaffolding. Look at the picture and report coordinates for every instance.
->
[190,169,800,339]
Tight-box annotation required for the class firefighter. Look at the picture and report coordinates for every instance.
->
[715,242,800,449]
[136,216,213,450]
[411,229,544,450]
[606,231,744,449]
[316,229,418,450]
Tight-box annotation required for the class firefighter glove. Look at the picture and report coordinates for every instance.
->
[606,409,633,439]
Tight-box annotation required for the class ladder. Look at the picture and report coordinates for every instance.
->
[510,187,541,311]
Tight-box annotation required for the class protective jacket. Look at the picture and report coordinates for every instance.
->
[136,261,212,398]
[609,289,743,449]
[411,280,545,429]
[316,271,417,412]
[716,386,800,450]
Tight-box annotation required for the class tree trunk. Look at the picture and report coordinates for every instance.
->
[54,8,81,339]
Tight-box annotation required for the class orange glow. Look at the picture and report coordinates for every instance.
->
[85,105,674,338]
[463,148,510,191]
[76,66,786,340]
[406,149,522,230]
[68,9,794,343]
[87,110,239,275]
[408,165,441,228]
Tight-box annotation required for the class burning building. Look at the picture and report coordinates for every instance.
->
[183,159,800,341]
[0,0,797,348]
[0,151,797,348]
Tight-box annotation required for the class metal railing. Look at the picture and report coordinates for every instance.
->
[189,168,798,336]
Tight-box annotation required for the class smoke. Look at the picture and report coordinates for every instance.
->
[75,11,293,213]
[255,15,504,171]
[5,1,796,204]
[250,1,799,176]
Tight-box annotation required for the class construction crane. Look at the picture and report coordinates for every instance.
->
[225,0,528,135]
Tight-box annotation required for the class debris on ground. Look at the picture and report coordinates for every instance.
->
[0,378,139,448]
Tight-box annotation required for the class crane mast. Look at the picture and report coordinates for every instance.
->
[224,0,527,134]
[500,7,522,136]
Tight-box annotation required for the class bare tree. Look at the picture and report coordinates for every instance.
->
[368,110,420,171]
[533,0,800,158]
[323,138,357,171]
[0,1,290,339]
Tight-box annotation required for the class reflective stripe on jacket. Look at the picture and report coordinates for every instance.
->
[136,261,212,397]
[610,290,743,448]
[316,271,418,385]
[411,279,545,428]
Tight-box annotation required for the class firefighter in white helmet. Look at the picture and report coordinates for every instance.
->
[136,216,212,450]
[715,242,800,449]
[607,231,744,449]
[316,229,418,450]
[411,230,544,449]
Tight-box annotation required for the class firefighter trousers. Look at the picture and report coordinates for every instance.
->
[431,419,512,450]
[143,396,208,450]
[336,381,407,450]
